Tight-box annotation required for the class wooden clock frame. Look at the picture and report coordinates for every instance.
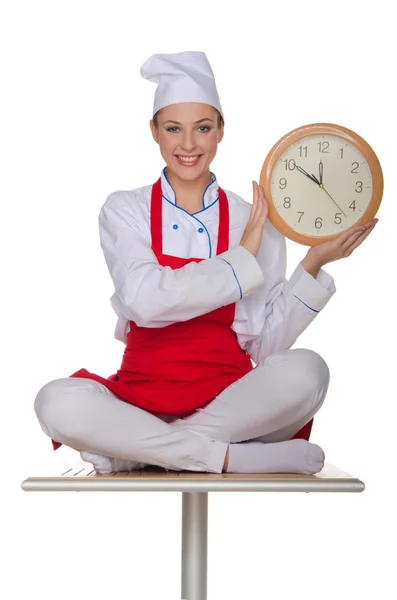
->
[259,123,384,246]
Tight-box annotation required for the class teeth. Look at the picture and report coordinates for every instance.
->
[177,155,200,162]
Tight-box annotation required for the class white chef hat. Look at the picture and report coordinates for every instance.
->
[140,50,224,123]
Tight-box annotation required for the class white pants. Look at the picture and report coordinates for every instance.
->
[34,348,330,474]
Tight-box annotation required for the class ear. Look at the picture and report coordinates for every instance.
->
[150,120,159,144]
[217,125,225,144]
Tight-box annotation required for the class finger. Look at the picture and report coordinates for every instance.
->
[345,224,376,254]
[341,229,365,250]
[252,181,257,205]
[258,185,269,221]
[342,223,375,254]
[362,218,378,229]
[337,225,366,245]
[338,225,370,248]
[250,181,258,221]
[344,235,365,256]
[252,181,263,225]
[342,219,377,241]
[348,221,376,243]
[257,184,268,224]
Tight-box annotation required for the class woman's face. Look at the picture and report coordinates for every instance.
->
[150,102,224,181]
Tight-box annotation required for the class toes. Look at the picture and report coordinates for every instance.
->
[112,458,146,472]
[306,443,325,474]
[80,451,113,474]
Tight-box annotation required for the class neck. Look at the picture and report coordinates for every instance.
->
[165,166,213,210]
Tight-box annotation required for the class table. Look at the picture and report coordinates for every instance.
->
[22,458,365,600]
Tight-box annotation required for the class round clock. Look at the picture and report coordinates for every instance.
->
[259,123,383,246]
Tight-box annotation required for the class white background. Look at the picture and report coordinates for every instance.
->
[2,1,396,599]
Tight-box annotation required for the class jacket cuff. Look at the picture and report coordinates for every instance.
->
[218,244,265,296]
[284,261,336,311]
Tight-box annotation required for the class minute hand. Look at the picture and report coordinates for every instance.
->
[321,186,347,217]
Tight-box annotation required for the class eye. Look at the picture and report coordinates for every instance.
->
[166,126,211,133]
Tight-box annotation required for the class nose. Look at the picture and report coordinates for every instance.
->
[180,130,198,153]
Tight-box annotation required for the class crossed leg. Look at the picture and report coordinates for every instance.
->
[34,348,329,474]
[169,348,329,473]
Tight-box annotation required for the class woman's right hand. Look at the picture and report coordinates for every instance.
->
[239,181,269,257]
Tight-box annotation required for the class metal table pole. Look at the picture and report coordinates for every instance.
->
[181,491,208,600]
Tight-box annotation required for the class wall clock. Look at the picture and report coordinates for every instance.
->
[259,123,383,246]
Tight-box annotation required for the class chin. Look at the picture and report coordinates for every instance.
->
[167,161,207,178]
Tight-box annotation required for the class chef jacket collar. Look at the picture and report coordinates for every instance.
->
[161,166,218,211]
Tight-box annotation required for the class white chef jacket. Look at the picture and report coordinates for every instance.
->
[98,167,336,366]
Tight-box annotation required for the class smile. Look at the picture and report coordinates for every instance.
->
[175,155,202,166]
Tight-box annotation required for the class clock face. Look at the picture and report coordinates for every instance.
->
[270,134,373,238]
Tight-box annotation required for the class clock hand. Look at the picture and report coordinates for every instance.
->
[311,173,321,185]
[319,160,323,185]
[297,162,347,217]
[321,185,347,217]
[295,164,319,185]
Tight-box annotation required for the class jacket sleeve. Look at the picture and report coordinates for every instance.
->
[233,219,336,365]
[99,191,266,328]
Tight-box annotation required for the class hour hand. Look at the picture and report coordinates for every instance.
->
[296,164,319,185]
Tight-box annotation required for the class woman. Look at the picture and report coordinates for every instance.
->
[34,51,377,475]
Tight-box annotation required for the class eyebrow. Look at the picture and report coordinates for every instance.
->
[163,118,214,125]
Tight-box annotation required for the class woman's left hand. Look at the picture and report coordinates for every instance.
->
[305,217,379,268]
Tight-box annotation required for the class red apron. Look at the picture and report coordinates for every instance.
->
[52,178,313,451]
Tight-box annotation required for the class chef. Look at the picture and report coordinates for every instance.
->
[34,51,377,475]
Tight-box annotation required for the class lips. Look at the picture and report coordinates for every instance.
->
[175,155,202,166]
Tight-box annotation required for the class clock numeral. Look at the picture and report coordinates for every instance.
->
[349,200,356,211]
[315,217,323,229]
[334,213,342,225]
[283,197,291,209]
[317,141,329,153]
[283,158,296,171]
[298,146,308,158]
[297,211,304,223]
[279,178,287,189]
[340,148,344,159]
[351,162,359,173]
[355,181,363,193]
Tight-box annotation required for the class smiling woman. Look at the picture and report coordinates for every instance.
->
[150,103,225,212]
[34,50,335,479]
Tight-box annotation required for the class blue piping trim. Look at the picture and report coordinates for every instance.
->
[292,294,319,313]
[160,166,243,299]
[219,258,242,299]
[162,194,214,256]
[161,166,218,258]
[162,166,217,213]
